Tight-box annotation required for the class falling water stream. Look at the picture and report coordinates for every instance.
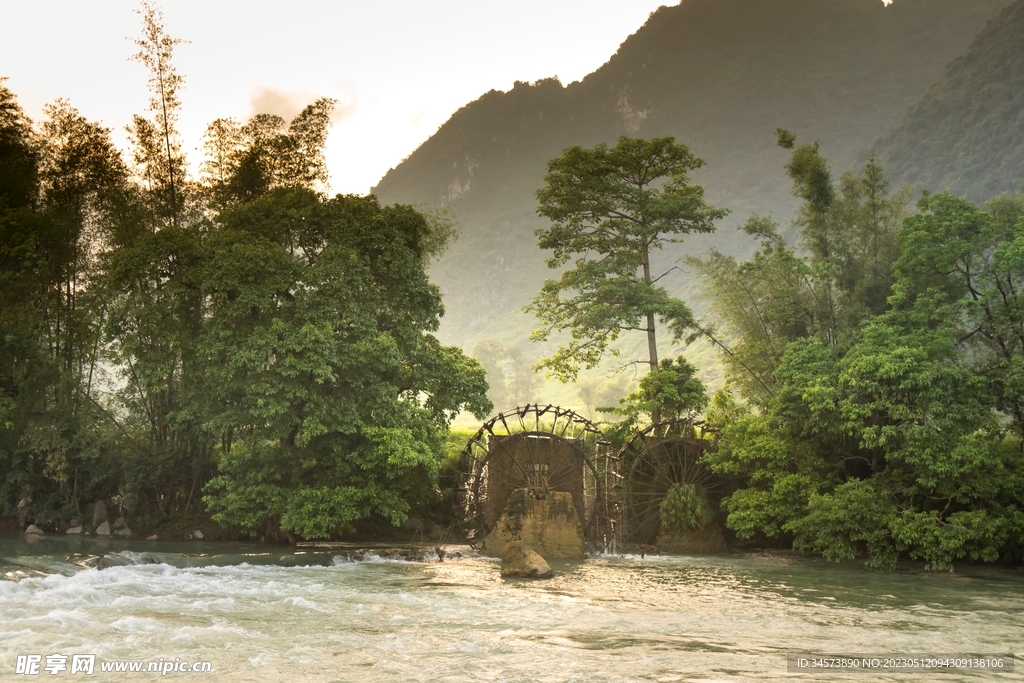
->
[1,535,1021,681]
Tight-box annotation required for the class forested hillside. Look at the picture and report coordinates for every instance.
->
[373,0,1011,406]
[874,0,1024,201]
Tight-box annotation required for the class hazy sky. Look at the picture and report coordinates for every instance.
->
[1,1,672,194]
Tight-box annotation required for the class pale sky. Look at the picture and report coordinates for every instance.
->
[1,1,673,195]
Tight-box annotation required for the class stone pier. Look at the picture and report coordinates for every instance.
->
[482,488,585,560]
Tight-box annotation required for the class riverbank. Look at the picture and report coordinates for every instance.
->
[1,513,458,545]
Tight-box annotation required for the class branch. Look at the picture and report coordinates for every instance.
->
[690,321,775,397]
[650,266,680,284]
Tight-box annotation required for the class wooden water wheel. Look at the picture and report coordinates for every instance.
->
[613,419,717,548]
[457,404,611,549]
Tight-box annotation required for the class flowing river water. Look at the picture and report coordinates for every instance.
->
[1,535,1021,682]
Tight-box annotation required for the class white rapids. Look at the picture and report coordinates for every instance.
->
[1,536,1022,681]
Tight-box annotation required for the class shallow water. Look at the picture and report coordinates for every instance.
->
[1,535,1021,681]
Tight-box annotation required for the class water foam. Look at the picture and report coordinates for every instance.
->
[2,540,1022,683]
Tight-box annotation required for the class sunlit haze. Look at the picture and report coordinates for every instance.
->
[1,0,673,195]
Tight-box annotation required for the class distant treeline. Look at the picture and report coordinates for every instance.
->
[0,5,489,539]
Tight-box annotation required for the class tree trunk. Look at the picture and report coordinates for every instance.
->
[642,241,661,426]
[157,57,177,226]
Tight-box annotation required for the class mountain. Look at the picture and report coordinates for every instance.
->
[372,0,1012,412]
[873,0,1024,202]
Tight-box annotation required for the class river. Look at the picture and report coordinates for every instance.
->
[1,535,1021,681]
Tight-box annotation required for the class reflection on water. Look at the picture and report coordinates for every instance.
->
[1,535,1021,681]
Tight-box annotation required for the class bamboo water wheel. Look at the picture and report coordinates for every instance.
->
[612,419,717,548]
[457,404,612,549]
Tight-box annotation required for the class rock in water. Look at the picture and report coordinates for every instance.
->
[66,526,83,535]
[95,521,111,536]
[92,500,108,529]
[500,540,553,579]
[483,488,585,559]
[116,527,132,539]
[192,529,204,540]
[24,524,44,536]
[146,534,158,541]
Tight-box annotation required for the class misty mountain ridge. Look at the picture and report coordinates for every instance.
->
[372,0,1016,413]
[874,0,1024,201]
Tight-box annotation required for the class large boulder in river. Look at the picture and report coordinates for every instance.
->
[92,500,108,528]
[95,521,111,536]
[24,524,44,536]
[500,540,553,579]
[483,488,585,560]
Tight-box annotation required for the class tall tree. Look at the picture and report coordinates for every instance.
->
[686,216,817,401]
[104,219,208,515]
[38,100,128,399]
[0,78,38,210]
[689,139,909,401]
[0,80,43,512]
[694,139,1024,569]
[528,136,726,423]
[895,191,1024,438]
[2,86,135,523]
[130,1,187,225]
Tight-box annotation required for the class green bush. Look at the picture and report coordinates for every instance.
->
[660,483,714,532]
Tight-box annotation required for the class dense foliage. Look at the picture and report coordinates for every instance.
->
[0,8,489,538]
[660,483,714,533]
[694,132,1024,570]
[601,357,709,436]
[202,190,490,538]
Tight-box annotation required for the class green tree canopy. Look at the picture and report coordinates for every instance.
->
[603,357,708,427]
[528,136,725,422]
[129,1,187,225]
[201,189,491,538]
[689,135,909,403]
[1,8,489,537]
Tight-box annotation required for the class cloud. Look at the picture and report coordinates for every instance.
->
[249,83,357,124]
[409,109,431,128]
